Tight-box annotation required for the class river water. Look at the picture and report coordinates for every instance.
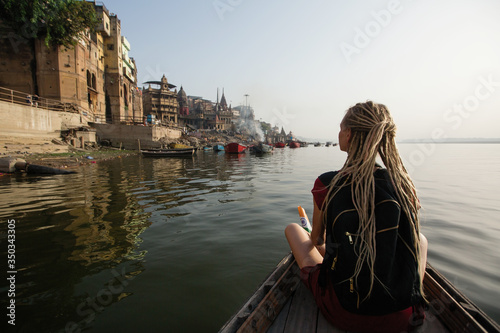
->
[1,143,499,332]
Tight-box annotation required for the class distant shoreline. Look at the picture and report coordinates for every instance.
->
[399,139,500,144]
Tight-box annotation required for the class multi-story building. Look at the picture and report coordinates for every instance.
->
[215,90,233,131]
[177,86,189,117]
[180,90,234,131]
[143,81,236,130]
[0,25,105,119]
[142,75,179,124]
[0,1,140,124]
[96,2,141,124]
[181,96,212,130]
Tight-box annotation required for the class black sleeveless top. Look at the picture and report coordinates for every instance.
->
[318,169,422,315]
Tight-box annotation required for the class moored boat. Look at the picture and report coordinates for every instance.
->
[213,144,225,151]
[289,141,300,148]
[314,142,321,147]
[203,146,213,151]
[169,143,194,149]
[141,148,195,157]
[219,253,500,333]
[251,143,273,154]
[274,142,286,148]
[225,142,247,154]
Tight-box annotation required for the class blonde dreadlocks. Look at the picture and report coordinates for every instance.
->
[322,101,422,300]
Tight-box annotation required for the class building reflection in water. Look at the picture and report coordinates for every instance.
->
[0,151,260,332]
[0,156,151,332]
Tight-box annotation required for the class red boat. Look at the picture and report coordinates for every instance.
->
[225,142,247,154]
[274,142,286,148]
[289,141,300,148]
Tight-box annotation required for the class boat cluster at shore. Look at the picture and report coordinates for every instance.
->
[148,129,339,155]
[140,140,338,157]
[0,129,338,173]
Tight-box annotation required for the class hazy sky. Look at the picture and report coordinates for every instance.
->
[100,0,500,141]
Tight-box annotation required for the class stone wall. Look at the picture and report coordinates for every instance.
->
[90,123,182,150]
[0,100,84,139]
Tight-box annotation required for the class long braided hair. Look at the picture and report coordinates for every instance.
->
[321,101,422,299]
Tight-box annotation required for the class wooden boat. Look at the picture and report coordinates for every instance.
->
[314,142,321,147]
[225,142,247,154]
[274,142,286,148]
[169,143,194,149]
[326,142,332,147]
[219,253,500,333]
[251,143,274,154]
[213,144,225,152]
[203,146,213,151]
[141,148,195,157]
[289,141,300,148]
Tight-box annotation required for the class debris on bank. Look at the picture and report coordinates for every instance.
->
[159,131,260,149]
[0,129,260,173]
[0,157,76,175]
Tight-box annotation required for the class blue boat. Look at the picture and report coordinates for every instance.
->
[213,144,225,151]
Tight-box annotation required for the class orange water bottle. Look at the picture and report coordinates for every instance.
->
[298,206,312,233]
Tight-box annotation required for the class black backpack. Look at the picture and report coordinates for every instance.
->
[319,169,422,315]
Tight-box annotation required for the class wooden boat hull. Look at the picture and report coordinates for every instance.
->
[219,253,500,333]
[141,148,195,157]
[251,144,273,154]
[169,143,194,149]
[225,143,247,154]
[213,144,225,151]
[274,142,285,148]
[289,142,300,148]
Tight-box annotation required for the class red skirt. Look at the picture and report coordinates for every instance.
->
[300,264,425,333]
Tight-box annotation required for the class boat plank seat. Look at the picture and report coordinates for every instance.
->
[220,253,500,333]
[267,280,447,333]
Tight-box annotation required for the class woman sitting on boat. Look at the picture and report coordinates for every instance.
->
[285,101,428,332]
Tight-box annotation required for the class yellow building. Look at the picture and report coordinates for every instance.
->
[0,27,104,119]
[0,1,141,124]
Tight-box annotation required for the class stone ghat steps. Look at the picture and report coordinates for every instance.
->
[0,136,70,156]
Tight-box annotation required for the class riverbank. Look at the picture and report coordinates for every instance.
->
[0,136,138,170]
[0,129,260,171]
[27,149,139,169]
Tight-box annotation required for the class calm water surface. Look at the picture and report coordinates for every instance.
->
[0,144,499,332]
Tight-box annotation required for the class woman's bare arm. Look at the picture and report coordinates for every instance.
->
[310,200,326,257]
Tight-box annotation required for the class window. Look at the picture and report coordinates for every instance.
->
[87,70,91,87]
[107,44,114,50]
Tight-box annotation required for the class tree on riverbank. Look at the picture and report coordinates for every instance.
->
[0,0,98,48]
